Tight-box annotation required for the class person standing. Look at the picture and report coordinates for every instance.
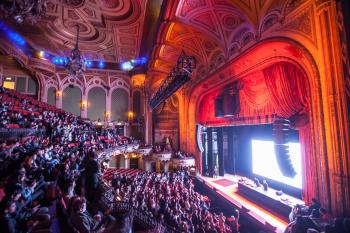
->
[85,151,100,203]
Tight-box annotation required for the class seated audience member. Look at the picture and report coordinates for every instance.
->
[0,199,52,233]
[289,205,301,223]
[71,197,114,233]
[308,198,321,215]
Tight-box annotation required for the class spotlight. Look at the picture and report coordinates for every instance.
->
[140,57,147,65]
[37,50,45,59]
[98,60,105,68]
[121,61,133,71]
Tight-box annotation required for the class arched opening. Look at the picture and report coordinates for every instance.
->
[185,40,326,208]
[198,62,310,197]
[87,87,106,121]
[47,87,56,106]
[62,85,82,116]
[111,88,129,122]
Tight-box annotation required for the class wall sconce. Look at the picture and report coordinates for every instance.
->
[105,111,111,118]
[56,90,62,97]
[81,100,87,108]
[128,111,134,122]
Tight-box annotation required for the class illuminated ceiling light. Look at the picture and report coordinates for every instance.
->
[121,61,133,71]
[98,60,105,68]
[140,57,147,65]
[37,50,45,58]
[85,60,93,67]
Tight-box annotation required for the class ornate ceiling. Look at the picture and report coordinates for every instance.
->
[2,0,148,63]
[147,0,312,94]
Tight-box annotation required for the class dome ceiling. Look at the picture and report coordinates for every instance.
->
[1,0,149,63]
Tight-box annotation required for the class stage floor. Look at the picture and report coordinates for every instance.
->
[197,174,302,233]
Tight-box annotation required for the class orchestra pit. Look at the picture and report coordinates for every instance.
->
[0,0,350,233]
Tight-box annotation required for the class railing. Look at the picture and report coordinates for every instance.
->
[97,143,140,162]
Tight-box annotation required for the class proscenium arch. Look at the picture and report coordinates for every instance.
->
[187,39,320,150]
[185,39,325,206]
[87,87,107,121]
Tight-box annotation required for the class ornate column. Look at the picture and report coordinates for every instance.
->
[41,86,47,103]
[178,89,189,151]
[81,92,88,118]
[125,156,130,169]
[105,91,111,123]
[315,0,350,215]
[144,92,153,145]
[0,65,4,86]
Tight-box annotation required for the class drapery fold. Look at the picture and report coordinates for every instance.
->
[299,124,317,204]
[263,62,310,118]
[198,62,310,126]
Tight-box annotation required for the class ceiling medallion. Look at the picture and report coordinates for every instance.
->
[1,0,47,24]
[64,25,86,77]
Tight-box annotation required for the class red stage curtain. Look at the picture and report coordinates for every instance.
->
[299,124,317,204]
[263,62,310,118]
[239,70,276,119]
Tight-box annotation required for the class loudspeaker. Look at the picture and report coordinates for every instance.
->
[273,118,297,178]
[222,93,240,116]
[215,96,224,118]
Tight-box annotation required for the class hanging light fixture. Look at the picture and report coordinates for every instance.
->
[64,25,86,77]
[1,0,47,24]
[149,50,196,109]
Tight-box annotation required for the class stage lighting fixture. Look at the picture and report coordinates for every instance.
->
[150,51,196,109]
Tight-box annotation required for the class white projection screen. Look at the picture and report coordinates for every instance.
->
[251,140,302,189]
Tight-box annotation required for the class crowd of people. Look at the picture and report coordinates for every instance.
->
[285,198,350,233]
[111,171,238,233]
[173,151,194,159]
[0,87,135,233]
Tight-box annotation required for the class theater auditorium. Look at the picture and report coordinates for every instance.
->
[0,0,349,233]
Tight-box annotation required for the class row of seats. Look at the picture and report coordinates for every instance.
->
[102,168,141,181]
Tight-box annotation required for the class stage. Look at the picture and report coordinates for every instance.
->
[197,174,304,233]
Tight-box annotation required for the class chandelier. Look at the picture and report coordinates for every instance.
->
[1,0,47,24]
[64,25,86,77]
